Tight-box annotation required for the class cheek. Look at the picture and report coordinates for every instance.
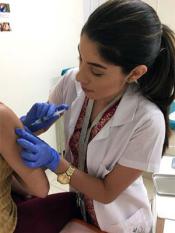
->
[92,82,113,98]
[103,77,127,95]
[107,78,124,89]
[113,76,128,88]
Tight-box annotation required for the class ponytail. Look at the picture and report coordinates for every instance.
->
[138,24,175,153]
[82,0,175,154]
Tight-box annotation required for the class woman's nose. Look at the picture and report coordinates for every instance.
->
[76,68,90,85]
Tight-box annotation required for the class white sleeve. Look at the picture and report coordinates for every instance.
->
[48,76,64,104]
[48,68,79,105]
[118,113,165,173]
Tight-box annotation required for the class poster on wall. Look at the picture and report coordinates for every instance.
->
[0,2,11,32]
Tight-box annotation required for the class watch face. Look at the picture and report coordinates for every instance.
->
[57,166,75,184]
[57,173,70,184]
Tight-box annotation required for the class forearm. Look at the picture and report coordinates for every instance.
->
[57,158,108,204]
[57,158,142,204]
[72,169,107,203]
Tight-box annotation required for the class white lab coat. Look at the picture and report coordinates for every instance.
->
[49,68,165,233]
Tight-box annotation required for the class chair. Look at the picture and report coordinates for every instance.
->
[169,101,175,129]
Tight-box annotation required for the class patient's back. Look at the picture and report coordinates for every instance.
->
[0,152,17,233]
[0,103,18,233]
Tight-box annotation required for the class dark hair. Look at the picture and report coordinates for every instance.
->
[81,0,175,154]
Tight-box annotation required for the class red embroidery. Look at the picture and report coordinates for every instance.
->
[69,97,118,227]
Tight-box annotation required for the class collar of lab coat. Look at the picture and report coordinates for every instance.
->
[68,81,139,142]
[92,84,140,142]
[111,83,139,127]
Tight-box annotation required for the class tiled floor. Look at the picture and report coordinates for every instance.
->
[45,169,69,194]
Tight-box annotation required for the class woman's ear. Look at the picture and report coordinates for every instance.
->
[127,65,147,83]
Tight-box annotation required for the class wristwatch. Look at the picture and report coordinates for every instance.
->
[57,165,76,184]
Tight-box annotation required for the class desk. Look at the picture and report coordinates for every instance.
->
[159,155,175,175]
[154,155,175,233]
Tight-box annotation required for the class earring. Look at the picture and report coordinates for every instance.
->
[127,79,134,83]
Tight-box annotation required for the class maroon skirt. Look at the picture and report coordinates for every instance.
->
[13,192,81,233]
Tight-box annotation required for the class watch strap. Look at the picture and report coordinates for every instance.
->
[57,164,75,184]
[66,165,75,176]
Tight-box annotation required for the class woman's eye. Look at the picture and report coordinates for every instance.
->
[91,70,104,77]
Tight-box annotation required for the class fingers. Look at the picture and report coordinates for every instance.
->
[46,104,58,118]
[21,151,38,161]
[17,138,38,153]
[29,114,59,132]
[24,103,69,131]
[43,103,69,118]
[23,160,39,168]
[36,103,63,119]
[42,115,59,127]
[30,103,69,120]
[15,128,41,144]
[23,126,32,133]
[37,103,50,118]
[20,115,26,123]
[56,104,69,111]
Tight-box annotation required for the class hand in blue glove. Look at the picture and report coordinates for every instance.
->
[16,128,60,172]
[21,103,69,132]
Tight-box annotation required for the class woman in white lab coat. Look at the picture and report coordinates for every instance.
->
[16,0,175,232]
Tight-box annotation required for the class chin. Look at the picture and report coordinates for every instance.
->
[85,93,97,100]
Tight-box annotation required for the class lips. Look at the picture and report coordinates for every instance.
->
[81,86,93,92]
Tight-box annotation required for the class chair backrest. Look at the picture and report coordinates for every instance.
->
[169,101,175,129]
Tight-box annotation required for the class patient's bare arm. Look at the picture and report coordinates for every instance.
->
[11,173,33,197]
[0,103,49,198]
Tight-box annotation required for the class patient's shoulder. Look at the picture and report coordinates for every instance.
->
[0,103,22,152]
[0,103,11,124]
[0,103,22,131]
[0,103,19,121]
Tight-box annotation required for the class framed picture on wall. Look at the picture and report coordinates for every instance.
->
[0,3,10,13]
[0,2,11,32]
[0,21,11,31]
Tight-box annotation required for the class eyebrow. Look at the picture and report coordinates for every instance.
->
[78,45,107,70]
[87,62,107,70]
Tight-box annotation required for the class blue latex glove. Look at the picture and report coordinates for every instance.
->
[21,103,69,132]
[15,128,60,172]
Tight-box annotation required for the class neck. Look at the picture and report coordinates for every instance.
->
[94,89,126,108]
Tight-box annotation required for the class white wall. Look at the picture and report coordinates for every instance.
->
[0,0,83,148]
[144,0,175,30]
[83,0,175,31]
[157,0,175,31]
[83,0,107,22]
[1,0,174,149]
